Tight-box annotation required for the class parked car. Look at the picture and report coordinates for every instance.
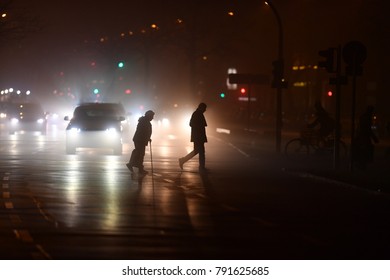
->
[64,103,125,155]
[8,103,47,135]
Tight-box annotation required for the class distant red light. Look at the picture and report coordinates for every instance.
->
[327,90,333,97]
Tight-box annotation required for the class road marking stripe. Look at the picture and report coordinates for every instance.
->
[216,127,231,134]
[220,204,240,212]
[5,202,13,209]
[227,143,250,157]
[2,183,9,189]
[35,244,52,259]
[195,193,206,199]
[3,192,10,199]
[164,179,175,183]
[3,176,9,181]
[13,229,34,243]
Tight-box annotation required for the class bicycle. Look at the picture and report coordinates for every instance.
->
[284,128,348,159]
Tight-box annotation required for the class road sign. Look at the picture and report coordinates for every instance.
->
[342,41,367,76]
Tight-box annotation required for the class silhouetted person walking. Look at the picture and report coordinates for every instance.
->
[179,103,208,172]
[353,105,379,170]
[126,110,155,175]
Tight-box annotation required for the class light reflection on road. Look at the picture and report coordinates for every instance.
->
[1,122,212,236]
[64,155,81,228]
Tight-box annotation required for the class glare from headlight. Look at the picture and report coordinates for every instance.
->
[162,118,170,126]
[11,118,19,124]
[69,127,80,134]
[105,128,117,134]
[37,118,44,124]
[0,113,6,119]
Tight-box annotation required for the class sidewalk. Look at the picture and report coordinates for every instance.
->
[214,123,390,194]
[279,132,390,194]
[284,150,390,194]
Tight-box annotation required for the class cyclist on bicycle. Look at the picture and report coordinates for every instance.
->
[307,102,335,145]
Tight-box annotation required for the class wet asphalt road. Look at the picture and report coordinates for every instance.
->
[1,123,390,260]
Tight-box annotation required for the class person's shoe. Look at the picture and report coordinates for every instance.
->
[179,158,184,170]
[139,169,148,175]
[126,163,134,173]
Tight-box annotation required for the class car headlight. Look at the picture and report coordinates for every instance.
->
[11,118,19,124]
[105,127,118,134]
[37,118,45,124]
[68,127,80,134]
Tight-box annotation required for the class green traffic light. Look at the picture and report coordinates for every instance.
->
[220,92,225,98]
[93,88,99,94]
[118,62,124,68]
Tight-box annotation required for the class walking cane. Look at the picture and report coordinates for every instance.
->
[149,140,155,207]
[149,140,154,175]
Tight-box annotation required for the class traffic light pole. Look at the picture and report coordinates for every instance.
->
[321,46,345,170]
[247,84,252,130]
[266,0,284,153]
[334,45,342,170]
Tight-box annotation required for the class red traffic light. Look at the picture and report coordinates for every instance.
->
[240,88,246,95]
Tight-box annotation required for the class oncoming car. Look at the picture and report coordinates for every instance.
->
[8,103,47,135]
[64,103,125,155]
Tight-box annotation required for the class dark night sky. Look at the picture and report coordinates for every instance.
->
[7,0,372,54]
[8,0,384,64]
[1,0,389,113]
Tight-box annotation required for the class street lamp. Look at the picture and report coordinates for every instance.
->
[265,0,285,153]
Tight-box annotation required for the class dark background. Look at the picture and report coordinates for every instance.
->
[1,0,389,131]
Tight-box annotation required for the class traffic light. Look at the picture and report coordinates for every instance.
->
[240,87,246,95]
[219,92,226,98]
[318,48,336,73]
[117,61,125,68]
[93,88,99,94]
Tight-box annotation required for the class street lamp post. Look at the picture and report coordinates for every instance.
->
[265,0,285,153]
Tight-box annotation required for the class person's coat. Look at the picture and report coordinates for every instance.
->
[133,116,152,146]
[190,109,207,143]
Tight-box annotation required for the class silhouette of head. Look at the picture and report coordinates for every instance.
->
[198,103,207,112]
[145,110,155,121]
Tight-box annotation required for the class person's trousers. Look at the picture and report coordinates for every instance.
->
[129,142,146,169]
[181,142,205,168]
